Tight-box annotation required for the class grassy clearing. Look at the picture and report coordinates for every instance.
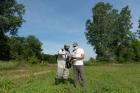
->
[0,62,140,93]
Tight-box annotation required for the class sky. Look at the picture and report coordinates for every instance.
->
[17,0,140,60]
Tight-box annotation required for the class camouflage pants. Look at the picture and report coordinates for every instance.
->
[56,67,69,79]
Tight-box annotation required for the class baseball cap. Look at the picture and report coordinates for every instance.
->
[73,42,78,47]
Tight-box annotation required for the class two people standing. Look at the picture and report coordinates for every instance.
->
[55,43,85,87]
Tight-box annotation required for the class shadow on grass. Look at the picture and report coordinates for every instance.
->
[54,78,74,86]
[68,78,74,85]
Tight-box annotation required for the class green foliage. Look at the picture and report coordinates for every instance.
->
[42,54,57,64]
[22,35,42,61]
[0,40,10,60]
[0,0,25,35]
[85,2,139,62]
[84,57,96,66]
[136,20,140,39]
[85,2,120,60]
[116,39,140,62]
[8,35,42,63]
[0,0,25,60]
[0,1,43,63]
[28,54,40,64]
[8,36,24,60]
[131,39,140,61]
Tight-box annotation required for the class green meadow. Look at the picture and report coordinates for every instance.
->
[0,62,140,93]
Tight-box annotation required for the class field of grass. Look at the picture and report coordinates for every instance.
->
[0,62,140,93]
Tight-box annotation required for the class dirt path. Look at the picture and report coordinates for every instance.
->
[13,70,51,79]
[0,70,51,80]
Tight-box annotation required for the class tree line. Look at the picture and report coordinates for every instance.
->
[1,1,140,63]
[85,2,140,62]
[0,0,25,60]
[0,0,57,63]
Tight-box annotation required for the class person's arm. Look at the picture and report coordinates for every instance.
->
[72,53,84,60]
[65,51,71,57]
[72,49,84,60]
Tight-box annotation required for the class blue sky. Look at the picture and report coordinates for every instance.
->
[17,0,140,60]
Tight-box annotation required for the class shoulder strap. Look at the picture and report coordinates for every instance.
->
[61,48,64,51]
[73,49,76,52]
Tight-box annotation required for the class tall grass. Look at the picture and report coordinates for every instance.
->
[0,62,140,93]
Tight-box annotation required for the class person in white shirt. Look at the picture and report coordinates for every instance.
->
[55,44,71,84]
[71,42,85,87]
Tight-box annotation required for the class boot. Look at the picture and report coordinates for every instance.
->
[63,79,68,84]
[55,78,59,85]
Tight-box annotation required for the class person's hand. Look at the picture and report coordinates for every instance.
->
[71,55,76,59]
[65,52,70,56]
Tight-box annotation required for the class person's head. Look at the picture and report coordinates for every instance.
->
[73,42,79,50]
[64,44,70,50]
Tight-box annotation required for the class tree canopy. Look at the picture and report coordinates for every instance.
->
[0,0,25,35]
[85,2,140,62]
